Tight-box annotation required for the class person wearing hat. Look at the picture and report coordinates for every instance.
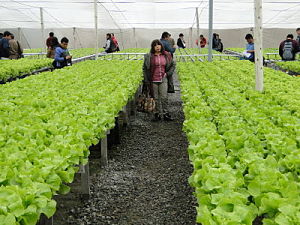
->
[0,31,12,59]
[177,33,186,49]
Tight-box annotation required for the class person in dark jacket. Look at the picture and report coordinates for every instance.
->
[0,33,3,40]
[296,28,300,48]
[143,39,176,121]
[160,32,176,54]
[53,37,72,69]
[0,31,12,59]
[279,34,299,61]
[177,33,186,49]
[215,34,223,52]
[212,33,218,50]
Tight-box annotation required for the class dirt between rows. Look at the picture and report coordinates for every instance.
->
[51,76,197,225]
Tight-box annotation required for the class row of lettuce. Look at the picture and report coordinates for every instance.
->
[0,61,142,225]
[179,61,300,225]
[0,48,106,82]
[275,61,300,74]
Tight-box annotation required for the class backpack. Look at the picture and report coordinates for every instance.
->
[282,41,294,60]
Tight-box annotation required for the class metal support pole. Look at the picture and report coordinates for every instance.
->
[254,0,264,92]
[73,27,76,49]
[40,7,45,52]
[80,163,90,198]
[17,27,21,44]
[208,0,213,62]
[189,27,193,48]
[94,0,99,59]
[133,28,137,48]
[38,215,54,225]
[101,132,109,166]
[196,8,200,54]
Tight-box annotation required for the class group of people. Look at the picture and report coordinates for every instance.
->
[177,33,224,52]
[46,32,72,69]
[0,31,23,59]
[104,33,120,53]
[243,28,300,62]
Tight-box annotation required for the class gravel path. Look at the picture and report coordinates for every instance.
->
[53,76,197,225]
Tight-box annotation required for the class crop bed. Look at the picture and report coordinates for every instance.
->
[0,60,142,225]
[275,61,300,74]
[179,61,300,225]
[0,58,53,83]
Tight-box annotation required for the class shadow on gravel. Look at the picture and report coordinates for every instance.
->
[54,76,197,225]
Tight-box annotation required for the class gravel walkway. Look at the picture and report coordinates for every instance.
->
[53,76,197,225]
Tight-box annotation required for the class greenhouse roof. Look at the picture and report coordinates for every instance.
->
[0,0,299,29]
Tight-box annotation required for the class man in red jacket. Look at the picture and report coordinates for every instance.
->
[111,33,120,51]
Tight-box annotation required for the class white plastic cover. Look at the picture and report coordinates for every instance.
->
[1,0,299,29]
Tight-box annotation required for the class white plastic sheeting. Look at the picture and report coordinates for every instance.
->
[1,0,300,29]
[0,27,296,49]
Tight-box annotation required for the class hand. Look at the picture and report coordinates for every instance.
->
[66,55,72,60]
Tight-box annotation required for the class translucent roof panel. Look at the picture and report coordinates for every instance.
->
[0,0,299,29]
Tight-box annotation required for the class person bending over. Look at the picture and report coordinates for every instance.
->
[53,37,72,69]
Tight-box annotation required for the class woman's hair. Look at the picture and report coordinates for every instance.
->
[150,39,165,54]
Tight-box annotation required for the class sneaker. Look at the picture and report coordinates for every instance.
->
[163,113,174,121]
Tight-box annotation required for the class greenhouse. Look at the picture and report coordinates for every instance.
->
[0,0,300,224]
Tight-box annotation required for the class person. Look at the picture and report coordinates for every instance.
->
[9,34,23,59]
[0,31,12,59]
[279,34,299,61]
[0,33,3,40]
[143,39,176,121]
[215,34,223,52]
[53,37,72,69]
[244,34,255,62]
[111,33,120,51]
[212,33,219,50]
[160,32,176,54]
[46,32,59,58]
[104,33,116,53]
[196,35,207,48]
[177,33,186,49]
[296,28,300,47]
[167,33,176,49]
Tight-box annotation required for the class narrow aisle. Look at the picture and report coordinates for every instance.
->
[60,76,197,225]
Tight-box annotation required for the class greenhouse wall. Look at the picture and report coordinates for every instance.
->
[0,27,297,50]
